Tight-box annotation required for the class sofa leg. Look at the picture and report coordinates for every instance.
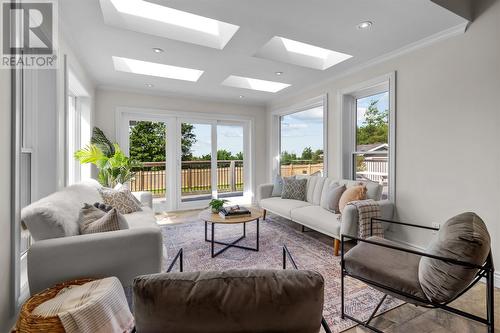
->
[262,209,267,221]
[334,239,340,256]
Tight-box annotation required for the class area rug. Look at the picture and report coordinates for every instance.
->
[161,214,404,333]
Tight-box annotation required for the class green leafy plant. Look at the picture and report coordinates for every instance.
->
[75,128,142,187]
[208,199,228,213]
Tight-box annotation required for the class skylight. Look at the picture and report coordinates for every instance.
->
[112,56,204,82]
[222,75,291,93]
[100,0,239,49]
[255,36,353,70]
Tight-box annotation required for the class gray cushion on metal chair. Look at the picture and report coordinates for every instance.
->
[133,269,325,333]
[344,237,428,304]
[418,212,491,303]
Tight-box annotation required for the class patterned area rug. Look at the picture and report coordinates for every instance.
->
[161,214,404,333]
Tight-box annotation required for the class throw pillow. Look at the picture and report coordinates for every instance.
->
[115,183,142,206]
[338,185,367,213]
[325,184,346,213]
[100,186,142,214]
[79,205,129,234]
[281,178,307,201]
[271,175,295,197]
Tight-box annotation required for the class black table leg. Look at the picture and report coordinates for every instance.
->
[205,219,260,258]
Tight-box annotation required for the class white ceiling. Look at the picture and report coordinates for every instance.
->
[59,0,467,106]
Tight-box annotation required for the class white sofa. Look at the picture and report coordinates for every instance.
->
[22,179,163,294]
[257,176,394,255]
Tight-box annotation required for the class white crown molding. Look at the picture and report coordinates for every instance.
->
[268,21,469,108]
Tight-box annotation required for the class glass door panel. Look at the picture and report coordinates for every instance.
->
[180,122,212,202]
[128,120,167,199]
[216,124,244,199]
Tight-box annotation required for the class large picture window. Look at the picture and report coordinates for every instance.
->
[276,97,326,177]
[340,73,396,201]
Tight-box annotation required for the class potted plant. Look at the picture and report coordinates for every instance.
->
[208,199,228,213]
[74,127,143,187]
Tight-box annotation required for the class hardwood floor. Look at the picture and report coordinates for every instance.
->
[157,209,498,333]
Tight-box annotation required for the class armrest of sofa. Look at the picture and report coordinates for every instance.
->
[133,191,153,208]
[28,227,163,294]
[257,183,274,204]
[340,200,394,238]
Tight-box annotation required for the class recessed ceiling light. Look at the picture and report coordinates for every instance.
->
[222,75,291,93]
[104,0,239,49]
[275,71,283,76]
[239,95,244,98]
[357,21,373,30]
[152,48,164,53]
[145,83,154,88]
[113,56,204,82]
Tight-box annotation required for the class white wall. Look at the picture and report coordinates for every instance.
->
[94,89,268,198]
[0,70,13,332]
[268,0,500,269]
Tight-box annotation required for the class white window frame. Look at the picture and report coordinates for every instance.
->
[65,68,90,185]
[269,94,328,179]
[337,72,396,202]
[116,107,255,211]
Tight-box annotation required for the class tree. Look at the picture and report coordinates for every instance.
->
[356,100,388,145]
[301,147,313,160]
[128,121,197,162]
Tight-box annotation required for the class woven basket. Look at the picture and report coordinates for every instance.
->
[15,278,95,333]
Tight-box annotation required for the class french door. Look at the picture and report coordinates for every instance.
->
[121,112,250,211]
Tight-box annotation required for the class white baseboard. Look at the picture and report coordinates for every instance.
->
[385,235,499,288]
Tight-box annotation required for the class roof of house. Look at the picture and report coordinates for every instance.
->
[357,143,388,152]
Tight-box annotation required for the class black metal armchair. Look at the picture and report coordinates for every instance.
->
[340,212,494,333]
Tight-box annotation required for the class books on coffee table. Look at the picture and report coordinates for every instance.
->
[219,205,251,219]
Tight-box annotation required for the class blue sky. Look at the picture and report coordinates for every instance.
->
[356,91,389,127]
[190,124,243,157]
[280,106,323,155]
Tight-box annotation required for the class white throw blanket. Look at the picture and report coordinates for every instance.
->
[347,199,383,239]
[33,277,134,333]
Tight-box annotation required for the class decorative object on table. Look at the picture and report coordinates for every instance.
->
[341,212,494,333]
[133,247,331,333]
[74,127,142,187]
[199,207,262,258]
[218,205,251,219]
[15,277,134,333]
[208,199,228,213]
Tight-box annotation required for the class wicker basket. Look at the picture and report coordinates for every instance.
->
[14,278,95,333]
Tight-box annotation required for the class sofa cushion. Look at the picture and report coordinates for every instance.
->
[124,206,158,229]
[281,178,307,201]
[21,182,103,240]
[271,174,290,197]
[260,197,311,219]
[344,236,427,303]
[418,212,491,304]
[344,180,382,201]
[303,175,324,204]
[79,205,129,234]
[324,184,346,213]
[338,185,367,212]
[133,269,324,333]
[291,206,341,237]
[100,187,142,214]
